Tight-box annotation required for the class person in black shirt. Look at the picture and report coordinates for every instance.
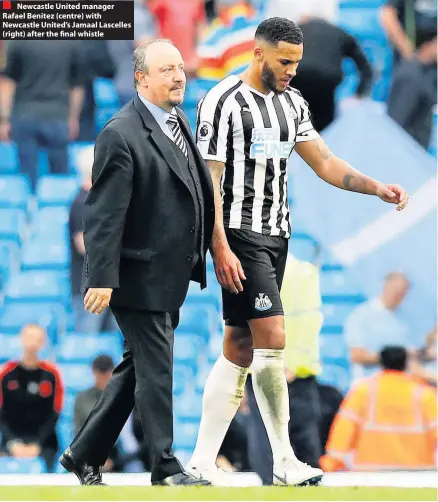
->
[291,16,373,132]
[0,324,64,472]
[69,146,119,334]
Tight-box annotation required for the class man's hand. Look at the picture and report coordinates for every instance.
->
[376,183,409,211]
[25,443,41,457]
[213,245,246,294]
[10,442,28,458]
[68,117,79,141]
[84,288,113,314]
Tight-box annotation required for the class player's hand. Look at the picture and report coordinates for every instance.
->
[84,287,113,314]
[0,120,11,142]
[213,246,246,294]
[376,183,409,211]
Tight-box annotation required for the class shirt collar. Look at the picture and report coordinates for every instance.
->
[137,93,175,127]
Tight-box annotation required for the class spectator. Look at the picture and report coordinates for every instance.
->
[265,0,339,24]
[320,346,437,471]
[291,14,373,132]
[410,326,437,386]
[69,146,119,334]
[387,34,437,149]
[197,0,261,89]
[149,0,207,77]
[74,355,121,472]
[108,0,157,107]
[0,41,84,191]
[344,272,411,383]
[380,0,437,64]
[0,324,64,472]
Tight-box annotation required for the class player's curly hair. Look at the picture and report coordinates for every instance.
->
[255,17,303,46]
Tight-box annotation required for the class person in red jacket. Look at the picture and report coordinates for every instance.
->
[0,324,64,472]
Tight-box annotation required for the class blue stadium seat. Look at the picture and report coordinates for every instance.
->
[290,233,319,262]
[173,449,193,467]
[429,109,437,157]
[96,107,119,133]
[320,270,365,301]
[68,142,94,174]
[338,7,385,38]
[31,207,69,237]
[36,175,80,208]
[340,0,385,6]
[321,301,357,331]
[173,334,205,370]
[0,174,31,210]
[186,282,222,310]
[0,333,50,363]
[173,363,196,397]
[208,332,224,361]
[57,418,74,453]
[94,78,119,108]
[0,243,17,290]
[5,271,70,306]
[319,333,349,362]
[173,418,200,450]
[318,362,351,393]
[0,302,61,341]
[21,236,69,271]
[174,390,202,420]
[57,332,123,364]
[0,208,26,248]
[0,457,47,474]
[62,391,77,420]
[0,143,19,174]
[178,304,220,342]
[58,363,94,393]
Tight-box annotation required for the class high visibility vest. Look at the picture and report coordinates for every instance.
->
[321,370,437,471]
[281,253,323,378]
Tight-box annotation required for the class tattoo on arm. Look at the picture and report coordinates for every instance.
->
[315,138,333,160]
[343,173,368,192]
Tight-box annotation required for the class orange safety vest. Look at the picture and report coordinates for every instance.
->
[321,370,437,471]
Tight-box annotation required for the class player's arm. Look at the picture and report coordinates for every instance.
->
[295,135,409,211]
[208,160,246,294]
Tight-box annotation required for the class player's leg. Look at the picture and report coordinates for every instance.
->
[187,322,252,480]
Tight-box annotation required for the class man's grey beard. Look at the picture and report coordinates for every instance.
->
[169,99,183,107]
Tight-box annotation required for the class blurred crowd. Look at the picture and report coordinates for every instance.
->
[0,0,436,479]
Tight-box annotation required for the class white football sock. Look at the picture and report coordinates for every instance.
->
[251,348,298,467]
[189,353,248,469]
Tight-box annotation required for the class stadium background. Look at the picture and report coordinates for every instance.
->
[0,0,436,479]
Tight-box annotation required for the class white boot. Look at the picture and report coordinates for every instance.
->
[273,457,324,486]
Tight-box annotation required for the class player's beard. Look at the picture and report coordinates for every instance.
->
[261,61,283,94]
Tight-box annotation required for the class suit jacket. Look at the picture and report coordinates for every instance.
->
[81,96,215,312]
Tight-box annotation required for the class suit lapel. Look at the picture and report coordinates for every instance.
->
[134,97,189,191]
[176,108,214,198]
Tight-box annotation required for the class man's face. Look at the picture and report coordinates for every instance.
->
[136,43,186,109]
[383,275,409,310]
[21,325,46,355]
[257,41,303,93]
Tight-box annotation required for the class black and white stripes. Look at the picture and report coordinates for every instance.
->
[167,113,188,157]
[197,75,318,238]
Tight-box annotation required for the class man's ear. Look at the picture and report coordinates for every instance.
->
[135,70,148,88]
[254,46,264,62]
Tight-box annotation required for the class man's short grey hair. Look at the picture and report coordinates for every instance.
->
[133,39,174,88]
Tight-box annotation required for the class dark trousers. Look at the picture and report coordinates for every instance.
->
[246,375,322,485]
[69,306,183,482]
[11,117,69,190]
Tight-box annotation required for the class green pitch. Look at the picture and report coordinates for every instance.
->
[0,486,436,501]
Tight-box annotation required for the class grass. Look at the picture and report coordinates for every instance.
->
[0,486,436,501]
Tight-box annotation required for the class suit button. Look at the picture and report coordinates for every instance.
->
[190,165,194,170]
[195,181,199,186]
[187,255,192,261]
[190,226,195,232]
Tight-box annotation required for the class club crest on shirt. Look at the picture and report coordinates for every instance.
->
[255,293,273,311]
[198,121,214,141]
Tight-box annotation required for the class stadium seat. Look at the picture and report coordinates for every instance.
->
[320,269,365,301]
[196,360,214,392]
[21,236,69,271]
[0,333,50,363]
[318,362,351,393]
[58,363,94,393]
[186,282,222,310]
[31,206,69,237]
[0,243,17,290]
[0,208,26,248]
[321,301,357,331]
[173,363,196,397]
[290,233,319,262]
[0,302,61,341]
[57,332,123,364]
[178,304,220,342]
[208,332,224,361]
[62,391,77,420]
[0,174,31,210]
[173,334,206,370]
[174,390,203,420]
[340,0,385,6]
[0,142,19,174]
[319,333,349,362]
[338,7,385,38]
[94,78,119,108]
[0,457,47,474]
[57,418,74,453]
[36,175,80,208]
[429,109,437,157]
[96,107,119,133]
[68,142,94,174]
[5,270,70,306]
[173,449,193,467]
[173,418,200,450]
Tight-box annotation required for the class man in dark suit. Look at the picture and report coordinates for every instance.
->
[59,39,214,486]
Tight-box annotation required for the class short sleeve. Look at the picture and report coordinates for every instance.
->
[296,96,318,143]
[196,89,232,163]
